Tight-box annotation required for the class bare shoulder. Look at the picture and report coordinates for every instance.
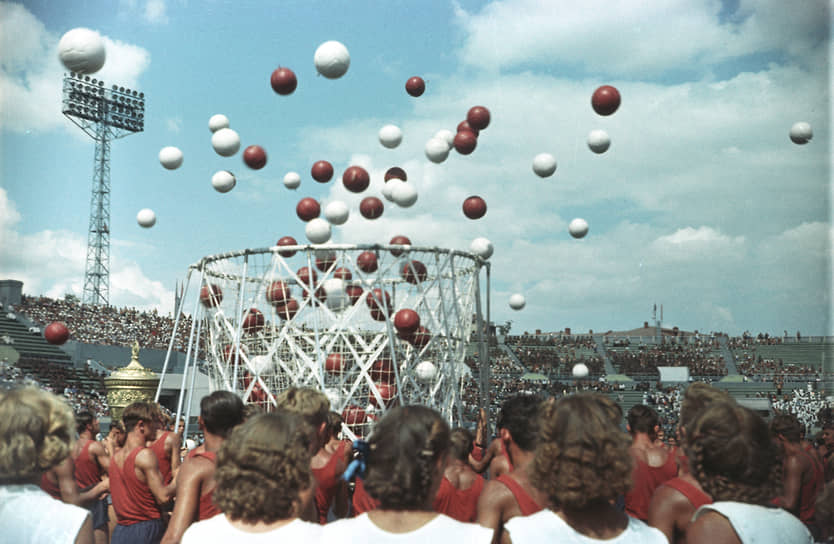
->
[687,511,742,544]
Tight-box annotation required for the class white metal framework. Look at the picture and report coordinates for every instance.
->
[159,244,490,436]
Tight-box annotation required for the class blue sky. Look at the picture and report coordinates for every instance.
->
[0,0,831,336]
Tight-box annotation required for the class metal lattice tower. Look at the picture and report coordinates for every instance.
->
[62,72,145,306]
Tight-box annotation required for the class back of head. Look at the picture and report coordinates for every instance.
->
[496,394,543,451]
[214,410,314,524]
[770,413,801,443]
[364,405,450,510]
[121,401,158,433]
[684,400,781,505]
[627,404,659,436]
[0,387,75,483]
[679,382,731,433]
[325,411,343,441]
[75,408,95,435]
[200,391,245,438]
[449,428,474,462]
[275,387,330,430]
[530,393,631,509]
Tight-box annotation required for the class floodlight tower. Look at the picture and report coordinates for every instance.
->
[62,73,145,306]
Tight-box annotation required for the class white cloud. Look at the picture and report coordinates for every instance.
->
[144,0,168,24]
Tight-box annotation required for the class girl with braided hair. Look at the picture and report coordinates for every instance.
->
[686,400,813,544]
[323,405,493,543]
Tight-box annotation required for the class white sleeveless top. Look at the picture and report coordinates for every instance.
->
[505,508,668,543]
[693,502,813,544]
[0,484,91,544]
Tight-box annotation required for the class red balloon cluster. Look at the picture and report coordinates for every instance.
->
[316,252,337,272]
[357,251,378,273]
[462,196,487,220]
[44,322,70,345]
[389,235,411,257]
[242,308,264,334]
[360,197,384,219]
[243,145,267,169]
[199,284,223,308]
[342,405,366,426]
[296,197,320,221]
[366,288,392,321]
[345,285,364,304]
[467,106,491,130]
[370,358,393,382]
[326,353,345,374]
[222,344,244,366]
[343,166,370,193]
[405,76,425,97]
[311,160,334,183]
[410,326,431,348]
[303,285,328,306]
[453,130,477,155]
[265,280,290,306]
[297,266,317,286]
[591,85,621,116]
[370,382,397,408]
[270,67,297,95]
[333,267,352,281]
[401,260,427,284]
[276,236,298,257]
[384,166,407,181]
[275,298,299,320]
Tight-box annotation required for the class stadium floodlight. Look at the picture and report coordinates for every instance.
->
[62,73,146,306]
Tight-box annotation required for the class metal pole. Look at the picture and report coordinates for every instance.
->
[155,267,193,401]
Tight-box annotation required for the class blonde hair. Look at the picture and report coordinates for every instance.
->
[0,387,75,483]
[275,387,330,429]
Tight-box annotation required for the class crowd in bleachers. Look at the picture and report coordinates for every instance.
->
[736,355,822,381]
[771,387,830,432]
[609,342,727,377]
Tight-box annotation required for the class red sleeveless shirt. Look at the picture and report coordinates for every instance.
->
[662,477,711,510]
[109,447,161,525]
[798,448,825,523]
[74,440,103,489]
[496,474,542,517]
[150,431,173,484]
[192,451,221,521]
[432,473,485,522]
[40,471,62,500]
[312,441,349,524]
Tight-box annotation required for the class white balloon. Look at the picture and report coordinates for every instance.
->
[58,28,105,74]
[415,360,438,383]
[572,363,590,378]
[382,179,403,202]
[434,129,455,148]
[314,40,350,79]
[158,146,183,170]
[569,218,589,239]
[392,181,418,208]
[789,122,813,144]
[306,218,331,244]
[509,293,526,310]
[378,124,403,149]
[324,201,350,225]
[470,237,494,259]
[283,171,301,189]
[425,138,450,163]
[587,130,611,154]
[532,153,557,177]
[323,279,349,311]
[249,354,272,375]
[211,128,240,157]
[211,170,236,193]
[136,208,156,228]
[208,114,230,133]
[323,388,342,408]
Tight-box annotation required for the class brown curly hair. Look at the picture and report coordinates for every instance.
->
[213,410,314,523]
[363,405,450,510]
[0,387,75,484]
[679,382,731,433]
[683,400,782,505]
[529,393,632,509]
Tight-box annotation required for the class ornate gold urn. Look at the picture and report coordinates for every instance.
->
[104,341,159,422]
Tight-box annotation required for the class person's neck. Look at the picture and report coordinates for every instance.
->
[124,431,148,452]
[203,432,223,453]
[367,508,438,533]
[782,440,801,456]
[78,430,94,441]
[631,432,655,449]
[558,501,627,539]
[507,442,534,469]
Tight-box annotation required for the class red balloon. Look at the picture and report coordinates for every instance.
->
[356,251,378,273]
[342,405,366,425]
[297,266,317,286]
[360,197,384,219]
[366,288,391,313]
[462,196,487,219]
[274,298,299,320]
[342,166,370,193]
[384,166,407,182]
[370,381,397,407]
[467,106,491,131]
[44,322,70,345]
[333,267,352,281]
[405,76,425,97]
[370,358,394,382]
[592,85,621,116]
[454,131,478,155]
[401,260,428,284]
[457,120,479,136]
[265,281,290,305]
[410,326,431,348]
[303,285,327,306]
[296,197,320,222]
[311,160,334,183]
[199,284,223,308]
[315,252,337,272]
[326,353,346,374]
[276,236,298,257]
[243,145,267,169]
[270,67,297,95]
[389,235,411,257]
[394,309,420,335]
[345,285,364,304]
[242,308,264,334]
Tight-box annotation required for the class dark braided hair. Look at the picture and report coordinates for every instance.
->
[684,400,782,505]
[363,405,450,510]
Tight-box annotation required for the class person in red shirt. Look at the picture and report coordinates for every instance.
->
[73,409,111,544]
[161,391,244,544]
[624,404,677,521]
[476,395,547,537]
[109,401,176,544]
[433,427,485,522]
[468,408,513,479]
[311,411,352,524]
[148,408,181,486]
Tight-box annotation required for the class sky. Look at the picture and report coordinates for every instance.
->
[0,0,831,337]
